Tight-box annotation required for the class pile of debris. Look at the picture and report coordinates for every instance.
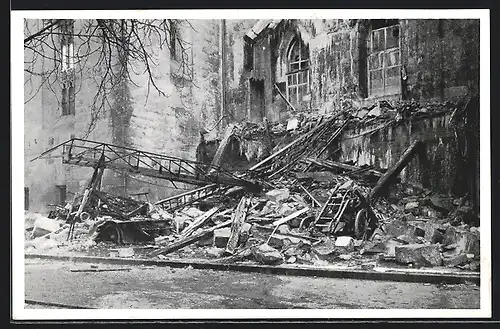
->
[26,98,480,271]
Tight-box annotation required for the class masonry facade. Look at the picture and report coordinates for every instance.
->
[24,19,257,212]
[24,18,480,212]
[229,19,479,123]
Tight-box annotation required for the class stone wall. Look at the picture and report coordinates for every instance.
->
[232,19,480,124]
[24,19,229,212]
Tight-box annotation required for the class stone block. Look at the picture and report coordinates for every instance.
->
[252,243,283,265]
[335,236,354,252]
[443,253,469,267]
[313,238,336,256]
[268,234,305,250]
[395,244,443,267]
[213,227,231,248]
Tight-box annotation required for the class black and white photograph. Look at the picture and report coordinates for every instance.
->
[11,9,491,320]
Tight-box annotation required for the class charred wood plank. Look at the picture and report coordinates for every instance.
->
[370,140,424,200]
[225,196,251,255]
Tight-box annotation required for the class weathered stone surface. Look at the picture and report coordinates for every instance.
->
[443,253,469,267]
[252,243,283,265]
[395,244,443,267]
[382,220,418,238]
[313,238,336,256]
[429,195,455,214]
[443,226,480,256]
[456,231,480,256]
[383,239,406,257]
[268,234,294,250]
[283,241,311,257]
[213,227,231,248]
[335,236,354,252]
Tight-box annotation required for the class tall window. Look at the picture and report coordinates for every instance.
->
[60,20,75,116]
[169,20,193,80]
[286,38,310,106]
[61,82,75,116]
[56,185,67,205]
[60,20,75,73]
[24,187,29,210]
[368,22,401,97]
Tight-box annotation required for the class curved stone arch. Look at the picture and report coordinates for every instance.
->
[275,32,309,82]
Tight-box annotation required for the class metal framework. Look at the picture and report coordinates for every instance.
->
[155,183,229,212]
[32,138,255,188]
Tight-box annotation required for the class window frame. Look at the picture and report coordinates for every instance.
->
[60,20,75,73]
[367,23,402,98]
[56,185,67,205]
[285,38,310,106]
[61,81,75,116]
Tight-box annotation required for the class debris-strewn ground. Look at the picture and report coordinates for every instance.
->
[25,258,480,309]
[25,99,480,274]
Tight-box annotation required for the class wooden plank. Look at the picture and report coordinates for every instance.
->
[272,207,310,226]
[298,184,322,207]
[274,83,297,112]
[180,206,222,238]
[225,196,251,255]
[248,115,340,172]
[370,140,424,200]
[149,219,233,257]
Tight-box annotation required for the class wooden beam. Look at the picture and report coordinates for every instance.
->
[149,219,233,257]
[180,206,222,238]
[274,83,297,112]
[370,140,424,200]
[272,207,310,227]
[225,196,251,255]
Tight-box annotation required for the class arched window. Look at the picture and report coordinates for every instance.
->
[286,37,310,106]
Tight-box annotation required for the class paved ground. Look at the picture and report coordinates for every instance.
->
[24,258,480,309]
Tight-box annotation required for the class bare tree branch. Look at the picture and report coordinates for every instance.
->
[24,18,196,137]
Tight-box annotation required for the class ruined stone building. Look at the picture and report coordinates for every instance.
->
[24,18,480,212]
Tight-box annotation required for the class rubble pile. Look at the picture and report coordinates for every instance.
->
[26,98,480,272]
